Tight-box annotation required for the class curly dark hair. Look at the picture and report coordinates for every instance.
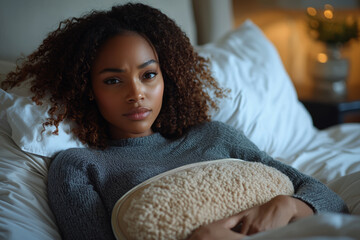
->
[1,3,226,149]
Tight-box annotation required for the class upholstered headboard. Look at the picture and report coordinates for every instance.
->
[0,0,233,62]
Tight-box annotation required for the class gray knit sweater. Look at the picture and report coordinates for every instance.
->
[47,121,348,240]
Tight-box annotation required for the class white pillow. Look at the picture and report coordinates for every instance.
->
[0,89,85,157]
[0,59,85,157]
[197,20,317,159]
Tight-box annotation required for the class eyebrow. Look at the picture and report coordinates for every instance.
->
[99,59,158,74]
[138,59,158,69]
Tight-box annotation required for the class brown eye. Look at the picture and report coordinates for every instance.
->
[143,72,157,80]
[104,78,121,85]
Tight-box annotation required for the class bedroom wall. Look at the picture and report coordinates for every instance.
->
[0,0,196,62]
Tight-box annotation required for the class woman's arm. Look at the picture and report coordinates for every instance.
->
[47,150,116,240]
[223,121,349,214]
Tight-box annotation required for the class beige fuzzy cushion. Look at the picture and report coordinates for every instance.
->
[111,159,294,240]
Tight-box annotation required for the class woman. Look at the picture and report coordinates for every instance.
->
[1,3,347,240]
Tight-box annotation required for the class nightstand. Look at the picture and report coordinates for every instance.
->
[296,84,360,129]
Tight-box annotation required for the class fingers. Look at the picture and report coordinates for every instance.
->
[221,213,245,229]
[237,208,275,235]
[237,213,254,235]
[237,215,266,235]
[187,216,246,240]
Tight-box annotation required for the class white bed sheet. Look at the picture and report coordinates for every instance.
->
[0,129,61,240]
[246,213,360,240]
[279,124,360,184]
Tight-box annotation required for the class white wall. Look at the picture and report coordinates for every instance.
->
[0,0,196,62]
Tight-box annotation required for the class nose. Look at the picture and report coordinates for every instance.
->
[126,80,145,103]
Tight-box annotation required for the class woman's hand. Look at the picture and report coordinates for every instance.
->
[233,195,314,235]
[187,214,246,240]
[188,195,314,239]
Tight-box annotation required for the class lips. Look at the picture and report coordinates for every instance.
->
[123,107,152,121]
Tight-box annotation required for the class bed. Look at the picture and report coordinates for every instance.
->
[1,1,360,239]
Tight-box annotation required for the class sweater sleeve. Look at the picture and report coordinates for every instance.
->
[217,122,349,214]
[257,151,349,213]
[47,149,116,240]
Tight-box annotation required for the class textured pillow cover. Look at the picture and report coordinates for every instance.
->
[112,159,294,240]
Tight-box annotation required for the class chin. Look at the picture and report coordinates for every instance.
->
[127,125,154,137]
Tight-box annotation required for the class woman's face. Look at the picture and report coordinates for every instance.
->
[91,32,164,139]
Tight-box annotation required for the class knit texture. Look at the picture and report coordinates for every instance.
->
[115,160,294,240]
[47,121,348,240]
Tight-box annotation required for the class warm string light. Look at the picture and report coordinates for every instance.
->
[317,53,328,63]
[307,7,317,16]
[324,9,333,19]
[324,3,334,19]
[307,5,334,20]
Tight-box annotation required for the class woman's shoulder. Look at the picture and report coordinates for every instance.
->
[51,147,99,167]
[192,121,240,134]
[55,147,95,158]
